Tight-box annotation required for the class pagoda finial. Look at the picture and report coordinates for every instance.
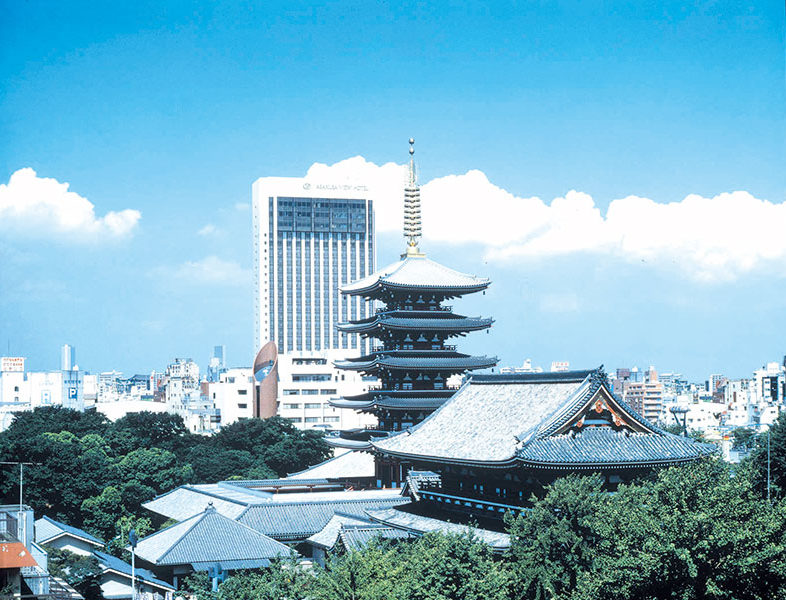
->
[403,138,424,258]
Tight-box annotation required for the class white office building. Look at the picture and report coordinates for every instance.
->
[252,175,378,431]
[252,176,375,355]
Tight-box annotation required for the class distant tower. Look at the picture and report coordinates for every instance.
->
[330,139,497,459]
[61,344,75,371]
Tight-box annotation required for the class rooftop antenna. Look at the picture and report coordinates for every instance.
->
[402,138,424,258]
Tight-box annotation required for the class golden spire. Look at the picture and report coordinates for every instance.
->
[402,138,424,258]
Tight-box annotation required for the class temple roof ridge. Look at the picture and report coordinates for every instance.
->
[341,255,490,297]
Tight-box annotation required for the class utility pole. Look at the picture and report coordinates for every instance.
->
[129,528,138,600]
[767,428,771,504]
[0,461,39,546]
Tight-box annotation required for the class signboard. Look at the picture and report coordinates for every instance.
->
[0,357,25,372]
[68,387,78,400]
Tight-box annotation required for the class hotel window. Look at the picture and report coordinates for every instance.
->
[238,403,248,409]
[304,417,320,423]
[304,403,321,409]
[283,403,300,409]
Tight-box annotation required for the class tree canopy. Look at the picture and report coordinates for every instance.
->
[0,408,330,548]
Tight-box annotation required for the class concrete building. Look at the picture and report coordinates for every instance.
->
[277,350,374,431]
[207,367,256,426]
[207,345,227,383]
[252,176,375,355]
[60,344,75,371]
[622,366,663,425]
[252,174,379,431]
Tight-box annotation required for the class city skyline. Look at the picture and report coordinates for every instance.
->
[1,2,784,380]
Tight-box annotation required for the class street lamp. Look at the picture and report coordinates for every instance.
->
[670,405,690,436]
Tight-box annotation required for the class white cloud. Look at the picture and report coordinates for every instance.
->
[172,256,249,285]
[303,156,786,282]
[539,292,581,313]
[197,224,218,236]
[0,168,140,240]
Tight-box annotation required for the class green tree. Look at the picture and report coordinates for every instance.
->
[312,542,404,600]
[108,411,190,453]
[732,427,756,450]
[112,447,193,493]
[403,532,510,600]
[578,460,786,600]
[507,474,605,600]
[217,559,311,600]
[746,413,786,499]
[212,417,331,476]
[46,545,104,598]
[81,486,124,540]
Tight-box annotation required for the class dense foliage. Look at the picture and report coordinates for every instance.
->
[745,412,786,499]
[0,407,331,545]
[182,460,786,600]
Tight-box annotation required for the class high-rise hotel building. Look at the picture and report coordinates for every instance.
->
[252,177,375,355]
[252,176,377,431]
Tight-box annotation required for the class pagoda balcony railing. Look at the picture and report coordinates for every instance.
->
[371,345,457,353]
[376,305,453,314]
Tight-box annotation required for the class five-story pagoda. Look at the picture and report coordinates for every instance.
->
[328,140,497,450]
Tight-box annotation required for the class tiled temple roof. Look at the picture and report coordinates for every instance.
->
[286,449,375,480]
[335,354,497,372]
[330,394,451,411]
[373,369,717,468]
[365,507,510,552]
[517,427,716,468]
[341,256,490,297]
[133,505,291,566]
[92,551,174,592]
[337,315,493,335]
[338,524,415,551]
[236,493,409,541]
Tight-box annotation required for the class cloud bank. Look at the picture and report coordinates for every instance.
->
[173,256,249,285]
[305,157,786,282]
[0,168,141,241]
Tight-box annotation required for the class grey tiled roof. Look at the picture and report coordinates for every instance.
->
[325,437,375,450]
[365,508,510,552]
[133,506,292,566]
[518,427,717,468]
[306,514,373,550]
[330,395,449,411]
[286,449,375,480]
[338,525,415,551]
[92,551,174,591]
[342,256,490,296]
[36,516,104,547]
[335,355,497,371]
[373,369,717,468]
[237,495,409,541]
[142,485,261,521]
[373,376,586,465]
[338,316,493,334]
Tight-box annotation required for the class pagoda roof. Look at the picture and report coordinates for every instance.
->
[341,256,490,297]
[335,354,497,372]
[372,369,716,469]
[337,315,493,335]
[330,395,450,411]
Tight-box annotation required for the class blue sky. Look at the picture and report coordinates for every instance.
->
[1,1,784,380]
